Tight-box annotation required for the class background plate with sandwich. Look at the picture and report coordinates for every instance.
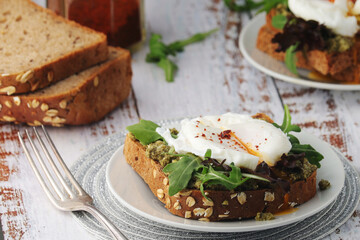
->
[240,0,360,90]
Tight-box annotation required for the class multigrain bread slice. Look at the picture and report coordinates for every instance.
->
[256,9,359,82]
[124,134,317,221]
[0,47,131,126]
[0,0,108,95]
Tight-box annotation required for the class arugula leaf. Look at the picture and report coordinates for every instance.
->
[157,58,178,82]
[163,154,203,196]
[204,149,212,159]
[285,42,299,76]
[146,34,171,62]
[164,151,270,197]
[126,120,164,145]
[168,28,218,53]
[290,144,323,168]
[257,0,288,13]
[274,105,324,168]
[274,104,301,133]
[146,29,217,82]
[288,134,300,145]
[197,163,249,197]
[223,0,288,13]
[271,14,287,30]
[242,173,270,182]
[223,0,265,12]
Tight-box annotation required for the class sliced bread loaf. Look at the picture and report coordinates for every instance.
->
[0,47,132,126]
[0,0,108,95]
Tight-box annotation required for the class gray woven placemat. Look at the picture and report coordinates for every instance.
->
[71,131,360,240]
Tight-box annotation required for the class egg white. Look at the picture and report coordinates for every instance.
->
[156,113,292,170]
[288,0,359,37]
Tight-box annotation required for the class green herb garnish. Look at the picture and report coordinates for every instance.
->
[146,29,218,82]
[145,34,170,62]
[223,0,265,12]
[257,0,288,13]
[204,149,212,159]
[157,58,178,83]
[164,151,269,197]
[271,14,287,30]
[197,163,250,197]
[223,0,288,13]
[284,42,299,76]
[290,144,323,168]
[126,120,164,145]
[273,104,301,133]
[167,29,218,53]
[163,154,203,196]
[274,105,324,168]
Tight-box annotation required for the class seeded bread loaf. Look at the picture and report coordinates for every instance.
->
[0,0,108,95]
[256,10,359,83]
[0,47,131,126]
[124,134,317,221]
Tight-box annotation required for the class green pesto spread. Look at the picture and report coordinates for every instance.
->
[255,212,275,221]
[327,35,354,53]
[288,158,317,181]
[170,128,179,135]
[318,179,331,191]
[145,140,179,167]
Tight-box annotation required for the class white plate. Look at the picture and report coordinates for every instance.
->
[106,131,345,233]
[239,13,360,91]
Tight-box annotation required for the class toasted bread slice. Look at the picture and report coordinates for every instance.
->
[0,47,132,126]
[0,0,108,94]
[124,134,317,221]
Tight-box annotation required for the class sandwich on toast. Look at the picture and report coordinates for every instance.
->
[256,0,360,83]
[124,106,323,221]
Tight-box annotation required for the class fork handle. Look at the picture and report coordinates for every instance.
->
[82,204,129,240]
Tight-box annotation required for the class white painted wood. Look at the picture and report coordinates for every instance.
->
[1,1,359,239]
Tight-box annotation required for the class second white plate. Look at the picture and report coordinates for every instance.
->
[239,13,360,91]
[106,131,345,233]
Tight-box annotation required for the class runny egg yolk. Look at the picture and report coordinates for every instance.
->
[229,131,263,161]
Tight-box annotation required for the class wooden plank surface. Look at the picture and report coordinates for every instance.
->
[0,0,359,239]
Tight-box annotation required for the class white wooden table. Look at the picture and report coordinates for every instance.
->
[1,0,359,239]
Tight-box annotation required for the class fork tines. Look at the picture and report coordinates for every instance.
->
[18,126,89,208]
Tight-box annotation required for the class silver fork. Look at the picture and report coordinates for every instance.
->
[18,126,128,240]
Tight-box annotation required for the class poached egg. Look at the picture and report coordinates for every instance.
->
[288,0,360,37]
[156,113,292,171]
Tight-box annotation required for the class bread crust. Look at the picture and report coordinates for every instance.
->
[0,0,108,95]
[257,10,358,83]
[0,47,132,126]
[124,134,317,221]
